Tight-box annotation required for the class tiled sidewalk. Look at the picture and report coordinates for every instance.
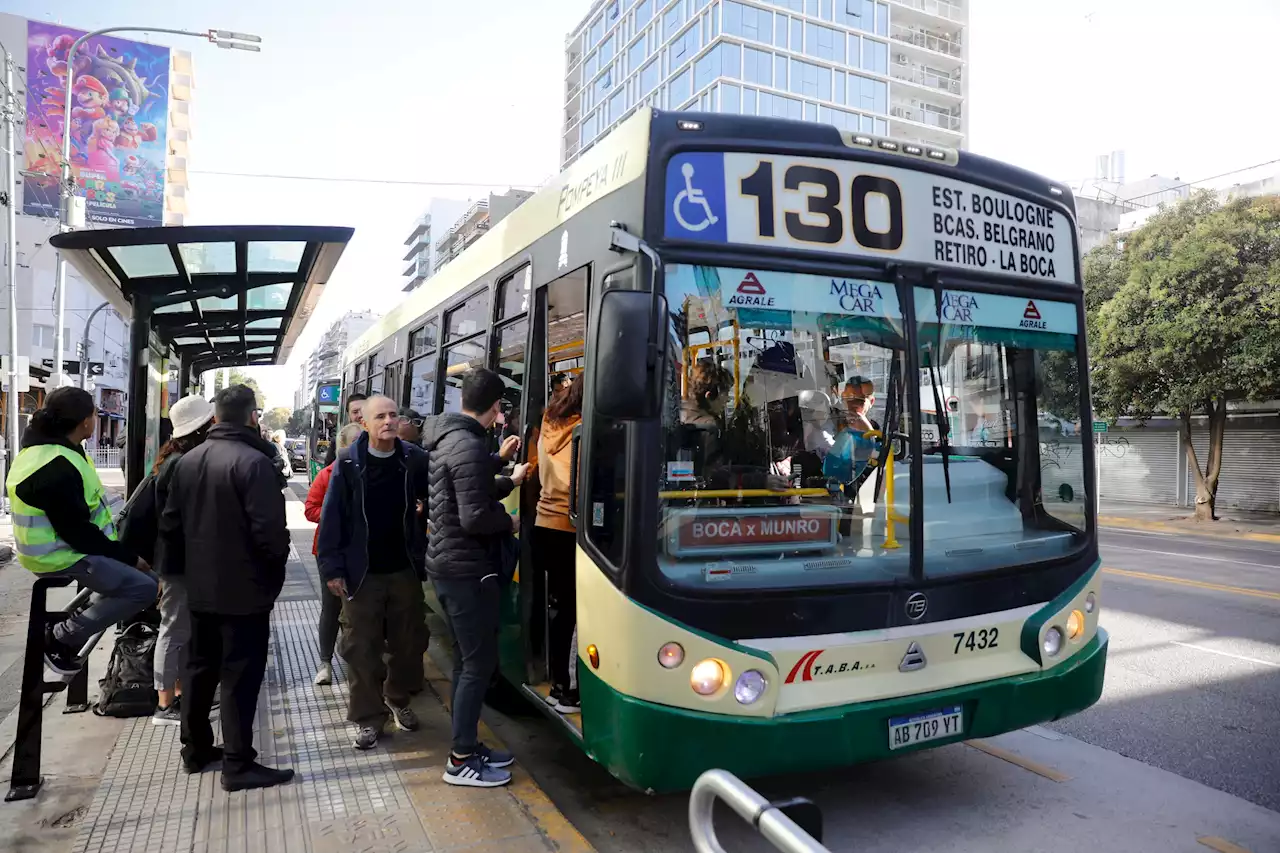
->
[60,492,588,853]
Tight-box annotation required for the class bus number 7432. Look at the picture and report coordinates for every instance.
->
[953,627,999,654]
[738,160,905,250]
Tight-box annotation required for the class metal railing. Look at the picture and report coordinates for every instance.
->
[890,24,963,58]
[891,104,962,131]
[892,0,966,24]
[689,770,829,853]
[891,63,962,95]
[90,447,121,469]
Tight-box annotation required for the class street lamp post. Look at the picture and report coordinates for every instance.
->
[79,301,110,390]
[2,40,19,480]
[51,26,261,390]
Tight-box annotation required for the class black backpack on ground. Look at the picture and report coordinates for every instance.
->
[94,622,158,717]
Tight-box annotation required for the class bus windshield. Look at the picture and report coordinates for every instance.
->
[658,263,1089,592]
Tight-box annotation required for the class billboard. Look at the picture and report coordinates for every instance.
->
[23,21,170,226]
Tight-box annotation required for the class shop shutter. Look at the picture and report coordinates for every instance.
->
[1187,429,1280,513]
[1096,429,1180,505]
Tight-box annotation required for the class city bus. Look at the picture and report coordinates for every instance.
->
[342,108,1106,793]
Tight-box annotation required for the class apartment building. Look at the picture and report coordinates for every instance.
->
[561,0,967,169]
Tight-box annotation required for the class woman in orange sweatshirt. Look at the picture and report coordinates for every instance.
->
[305,423,363,686]
[533,373,584,713]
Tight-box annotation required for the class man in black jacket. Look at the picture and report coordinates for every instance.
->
[159,385,293,792]
[424,368,527,788]
[317,395,431,752]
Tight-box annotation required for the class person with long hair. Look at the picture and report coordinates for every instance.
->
[5,387,157,680]
[149,396,215,725]
[304,422,364,686]
[533,372,584,713]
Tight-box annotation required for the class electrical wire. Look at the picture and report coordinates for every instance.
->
[187,169,543,189]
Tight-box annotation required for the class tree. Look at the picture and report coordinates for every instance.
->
[287,408,310,435]
[261,407,292,432]
[226,369,263,407]
[1086,192,1280,520]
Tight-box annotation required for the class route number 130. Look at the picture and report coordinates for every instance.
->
[739,161,905,251]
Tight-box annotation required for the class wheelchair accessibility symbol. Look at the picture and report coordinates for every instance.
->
[672,162,719,232]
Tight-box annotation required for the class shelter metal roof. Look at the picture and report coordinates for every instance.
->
[50,225,353,374]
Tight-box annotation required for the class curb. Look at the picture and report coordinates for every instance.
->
[422,655,597,853]
[1099,515,1280,544]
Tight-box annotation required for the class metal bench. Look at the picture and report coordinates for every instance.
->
[6,575,104,802]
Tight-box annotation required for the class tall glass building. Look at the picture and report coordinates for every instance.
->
[561,0,967,169]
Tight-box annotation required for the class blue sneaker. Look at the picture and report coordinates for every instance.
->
[475,742,514,769]
[444,754,511,787]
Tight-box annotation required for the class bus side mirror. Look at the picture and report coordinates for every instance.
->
[591,288,666,420]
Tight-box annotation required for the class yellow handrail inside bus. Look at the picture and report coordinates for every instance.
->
[659,488,829,499]
[863,430,906,550]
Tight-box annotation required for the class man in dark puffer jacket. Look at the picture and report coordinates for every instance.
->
[423,368,526,788]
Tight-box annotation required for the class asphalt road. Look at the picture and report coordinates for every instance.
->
[1051,527,1280,811]
[477,525,1280,851]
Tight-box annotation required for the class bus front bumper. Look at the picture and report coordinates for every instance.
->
[578,629,1108,793]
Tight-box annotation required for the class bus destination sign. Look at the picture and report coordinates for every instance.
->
[667,506,840,557]
[663,151,1077,286]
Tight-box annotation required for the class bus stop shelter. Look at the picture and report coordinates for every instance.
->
[49,224,353,494]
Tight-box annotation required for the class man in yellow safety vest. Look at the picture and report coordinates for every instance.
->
[6,387,157,679]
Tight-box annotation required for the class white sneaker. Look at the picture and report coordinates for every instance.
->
[314,663,332,686]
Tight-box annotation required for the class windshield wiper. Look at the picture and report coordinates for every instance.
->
[929,284,953,504]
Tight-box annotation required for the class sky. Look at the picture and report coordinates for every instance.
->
[13,0,1279,411]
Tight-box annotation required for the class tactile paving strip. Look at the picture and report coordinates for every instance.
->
[69,544,428,852]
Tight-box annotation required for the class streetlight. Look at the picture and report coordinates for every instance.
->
[50,26,262,390]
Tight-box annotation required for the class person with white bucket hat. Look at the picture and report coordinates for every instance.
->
[149,395,216,725]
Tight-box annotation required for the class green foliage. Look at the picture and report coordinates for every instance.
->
[1088,192,1280,420]
[261,407,292,432]
[1084,191,1280,517]
[287,408,310,435]
[226,369,264,408]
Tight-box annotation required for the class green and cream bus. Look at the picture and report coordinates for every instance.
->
[342,108,1106,793]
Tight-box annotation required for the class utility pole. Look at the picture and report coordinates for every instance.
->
[2,41,20,483]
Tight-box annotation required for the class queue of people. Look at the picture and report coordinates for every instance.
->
[9,365,586,794]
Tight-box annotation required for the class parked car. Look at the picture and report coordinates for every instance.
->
[285,437,308,472]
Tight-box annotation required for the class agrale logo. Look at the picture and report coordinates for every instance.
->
[727,272,776,308]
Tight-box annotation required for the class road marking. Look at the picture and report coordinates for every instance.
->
[1172,642,1280,669]
[965,740,1071,782]
[1104,543,1280,571]
[1104,527,1280,556]
[1103,567,1280,602]
[1197,836,1254,853]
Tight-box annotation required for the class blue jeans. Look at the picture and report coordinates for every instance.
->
[48,555,157,651]
[433,576,500,755]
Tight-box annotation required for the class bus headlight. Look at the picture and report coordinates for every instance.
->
[658,642,685,669]
[690,659,725,696]
[734,670,767,705]
[1066,609,1085,641]
[1085,592,1097,614]
[1043,626,1064,657]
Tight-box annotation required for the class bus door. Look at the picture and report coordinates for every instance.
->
[518,265,589,691]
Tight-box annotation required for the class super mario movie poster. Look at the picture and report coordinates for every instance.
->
[23,21,170,227]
